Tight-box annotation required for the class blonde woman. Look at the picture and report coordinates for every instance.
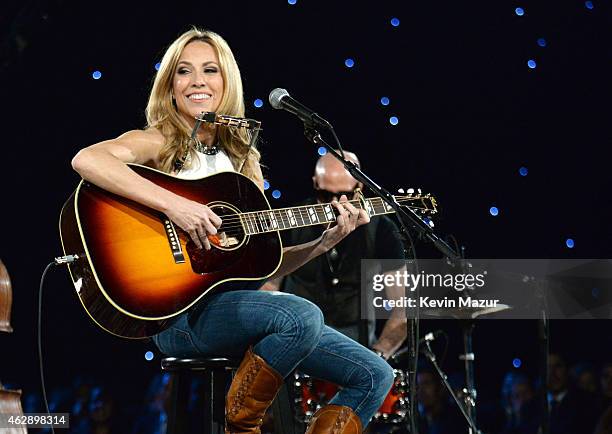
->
[71,28,394,434]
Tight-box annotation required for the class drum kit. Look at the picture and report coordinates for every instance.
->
[293,368,409,426]
[289,300,514,433]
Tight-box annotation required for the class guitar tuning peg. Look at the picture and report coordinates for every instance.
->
[397,188,405,193]
[407,188,414,194]
[418,188,422,194]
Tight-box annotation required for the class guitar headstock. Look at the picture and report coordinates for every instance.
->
[393,188,438,223]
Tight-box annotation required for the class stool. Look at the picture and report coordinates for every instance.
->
[162,356,296,434]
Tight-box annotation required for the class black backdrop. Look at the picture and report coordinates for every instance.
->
[1,0,611,416]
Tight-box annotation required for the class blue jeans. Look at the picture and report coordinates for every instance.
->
[153,290,394,427]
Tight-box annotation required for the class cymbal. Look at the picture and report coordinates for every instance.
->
[419,303,511,319]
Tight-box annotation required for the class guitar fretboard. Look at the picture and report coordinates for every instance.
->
[237,196,430,235]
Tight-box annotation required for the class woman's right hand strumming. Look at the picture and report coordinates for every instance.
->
[163,196,222,250]
[72,129,222,250]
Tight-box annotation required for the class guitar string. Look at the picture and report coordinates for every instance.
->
[200,198,435,232]
[198,197,432,229]
[174,197,435,239]
[208,197,435,230]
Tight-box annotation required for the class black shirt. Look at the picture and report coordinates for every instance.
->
[280,199,405,330]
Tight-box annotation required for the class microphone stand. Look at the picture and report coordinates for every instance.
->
[421,342,482,434]
[303,128,460,260]
[303,126,463,434]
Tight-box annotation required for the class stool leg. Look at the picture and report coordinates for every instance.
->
[212,369,229,432]
[202,368,217,434]
[167,371,190,434]
[272,381,296,434]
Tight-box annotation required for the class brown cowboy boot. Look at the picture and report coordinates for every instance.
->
[225,347,283,434]
[305,404,363,434]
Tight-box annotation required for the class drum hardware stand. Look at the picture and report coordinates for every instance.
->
[537,281,550,434]
[421,340,482,434]
[459,320,478,434]
[454,243,479,434]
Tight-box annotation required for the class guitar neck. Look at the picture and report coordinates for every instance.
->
[238,197,406,235]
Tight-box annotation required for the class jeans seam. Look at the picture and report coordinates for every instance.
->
[312,345,376,414]
[284,307,324,373]
[172,327,201,355]
[194,300,306,368]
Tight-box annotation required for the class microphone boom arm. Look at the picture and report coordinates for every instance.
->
[303,128,461,261]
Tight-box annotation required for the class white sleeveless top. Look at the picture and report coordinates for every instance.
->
[176,149,235,179]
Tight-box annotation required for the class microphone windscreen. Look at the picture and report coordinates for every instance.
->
[269,88,289,109]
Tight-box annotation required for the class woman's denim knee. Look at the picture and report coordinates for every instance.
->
[349,356,395,402]
[281,295,324,356]
[375,360,396,398]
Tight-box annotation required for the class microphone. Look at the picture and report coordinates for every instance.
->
[268,88,331,128]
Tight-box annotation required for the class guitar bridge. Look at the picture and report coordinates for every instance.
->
[163,218,185,263]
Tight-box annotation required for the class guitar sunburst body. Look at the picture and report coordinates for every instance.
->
[60,165,438,339]
[59,166,282,339]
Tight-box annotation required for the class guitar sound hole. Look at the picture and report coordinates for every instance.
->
[207,203,247,250]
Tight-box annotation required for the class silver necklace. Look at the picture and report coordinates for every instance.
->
[193,138,221,155]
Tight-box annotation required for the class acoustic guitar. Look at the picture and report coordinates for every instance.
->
[59,165,437,338]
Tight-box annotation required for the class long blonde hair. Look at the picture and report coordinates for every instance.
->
[145,28,262,184]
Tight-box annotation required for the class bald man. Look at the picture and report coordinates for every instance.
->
[263,151,407,359]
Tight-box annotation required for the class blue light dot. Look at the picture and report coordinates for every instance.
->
[389,116,399,125]
[390,17,400,27]
[92,70,102,80]
[145,351,154,361]
[537,38,547,47]
[345,58,355,68]
[515,7,525,16]
[423,217,434,228]
[566,238,575,248]
[317,146,327,156]
[288,0,297,4]
[72,401,82,414]
[585,1,594,9]
[253,98,263,108]
[519,166,528,176]
[272,190,281,199]
[380,96,390,106]
[263,180,270,191]
[512,358,522,368]
[527,59,537,69]
[154,62,161,71]
[490,206,499,216]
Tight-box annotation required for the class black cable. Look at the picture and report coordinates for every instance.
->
[39,261,57,434]
[399,227,420,434]
[445,234,461,260]
[412,270,419,434]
